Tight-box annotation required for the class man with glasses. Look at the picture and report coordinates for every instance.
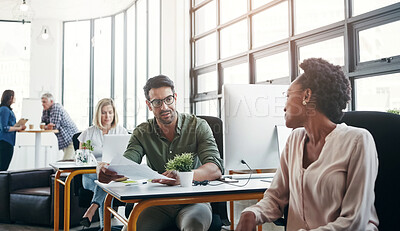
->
[98,75,223,231]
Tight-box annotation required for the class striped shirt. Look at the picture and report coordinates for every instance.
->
[41,103,78,150]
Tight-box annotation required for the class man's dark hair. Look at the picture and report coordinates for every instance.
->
[143,75,175,100]
[297,58,351,123]
[0,90,15,109]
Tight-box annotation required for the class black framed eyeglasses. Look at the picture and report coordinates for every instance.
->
[149,95,175,108]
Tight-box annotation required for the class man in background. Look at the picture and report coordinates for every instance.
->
[41,93,78,160]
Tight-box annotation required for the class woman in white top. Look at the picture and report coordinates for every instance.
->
[78,98,128,228]
[236,58,379,230]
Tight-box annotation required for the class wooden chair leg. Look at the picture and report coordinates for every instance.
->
[230,200,234,230]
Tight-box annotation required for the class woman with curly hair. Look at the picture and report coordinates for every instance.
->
[236,58,379,230]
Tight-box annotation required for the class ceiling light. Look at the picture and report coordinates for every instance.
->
[41,26,50,40]
[13,0,34,23]
[19,0,29,12]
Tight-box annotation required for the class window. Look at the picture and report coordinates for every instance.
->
[93,17,112,103]
[252,1,288,48]
[115,13,125,126]
[294,0,344,34]
[190,0,400,115]
[126,6,136,130]
[0,21,30,119]
[198,71,218,93]
[223,62,249,84]
[63,20,90,130]
[194,1,216,36]
[355,73,400,111]
[299,36,345,67]
[353,0,399,16]
[359,21,400,63]
[220,20,248,59]
[63,0,162,130]
[195,33,217,66]
[255,51,289,83]
[136,0,148,124]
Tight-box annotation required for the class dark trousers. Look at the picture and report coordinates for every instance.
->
[0,140,14,171]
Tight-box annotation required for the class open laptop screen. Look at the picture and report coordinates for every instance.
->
[102,134,131,163]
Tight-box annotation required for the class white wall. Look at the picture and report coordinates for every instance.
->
[29,19,63,100]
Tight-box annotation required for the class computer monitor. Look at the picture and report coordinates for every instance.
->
[275,125,293,156]
[222,84,288,173]
[102,134,131,163]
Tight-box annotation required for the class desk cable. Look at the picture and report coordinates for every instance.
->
[206,159,253,187]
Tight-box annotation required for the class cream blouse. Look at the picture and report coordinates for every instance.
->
[243,123,379,230]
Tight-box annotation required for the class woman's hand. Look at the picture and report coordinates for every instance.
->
[151,170,178,186]
[236,211,257,231]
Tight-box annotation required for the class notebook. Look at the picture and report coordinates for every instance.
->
[102,134,131,163]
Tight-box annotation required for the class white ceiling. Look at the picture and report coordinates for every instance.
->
[0,0,136,21]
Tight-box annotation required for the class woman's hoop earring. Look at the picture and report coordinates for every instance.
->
[302,100,307,106]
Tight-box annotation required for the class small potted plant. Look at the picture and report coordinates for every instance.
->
[165,152,194,187]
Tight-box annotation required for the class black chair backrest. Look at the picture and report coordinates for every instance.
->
[72,132,81,151]
[197,115,223,159]
[340,111,400,231]
[196,115,230,228]
[72,132,83,196]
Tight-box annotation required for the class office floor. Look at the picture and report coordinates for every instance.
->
[0,200,284,231]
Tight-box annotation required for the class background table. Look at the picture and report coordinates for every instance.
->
[50,161,97,231]
[20,129,58,168]
[96,178,270,231]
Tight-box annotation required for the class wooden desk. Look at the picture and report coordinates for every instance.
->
[50,162,97,231]
[96,178,270,231]
[20,129,59,168]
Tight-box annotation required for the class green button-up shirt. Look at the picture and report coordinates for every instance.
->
[123,112,224,174]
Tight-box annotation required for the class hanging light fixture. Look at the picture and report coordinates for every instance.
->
[19,0,29,12]
[41,26,50,40]
[12,0,35,23]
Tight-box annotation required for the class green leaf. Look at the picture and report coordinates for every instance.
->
[165,152,194,172]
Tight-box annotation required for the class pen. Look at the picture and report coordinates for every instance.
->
[260,179,272,183]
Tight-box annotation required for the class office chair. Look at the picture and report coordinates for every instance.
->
[161,115,230,231]
[274,111,400,230]
[197,115,231,229]
[340,111,400,231]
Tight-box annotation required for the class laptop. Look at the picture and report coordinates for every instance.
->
[102,134,131,163]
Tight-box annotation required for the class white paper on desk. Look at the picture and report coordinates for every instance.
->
[108,155,174,181]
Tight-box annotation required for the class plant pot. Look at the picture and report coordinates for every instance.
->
[177,171,194,187]
[75,149,92,165]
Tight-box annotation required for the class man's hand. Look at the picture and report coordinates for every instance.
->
[236,211,257,231]
[97,163,124,183]
[151,170,179,186]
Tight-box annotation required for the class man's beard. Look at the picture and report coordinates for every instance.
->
[157,109,176,124]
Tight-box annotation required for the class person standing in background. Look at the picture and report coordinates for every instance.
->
[0,90,26,170]
[41,93,78,160]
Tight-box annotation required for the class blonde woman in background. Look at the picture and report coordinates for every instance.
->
[78,98,128,228]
